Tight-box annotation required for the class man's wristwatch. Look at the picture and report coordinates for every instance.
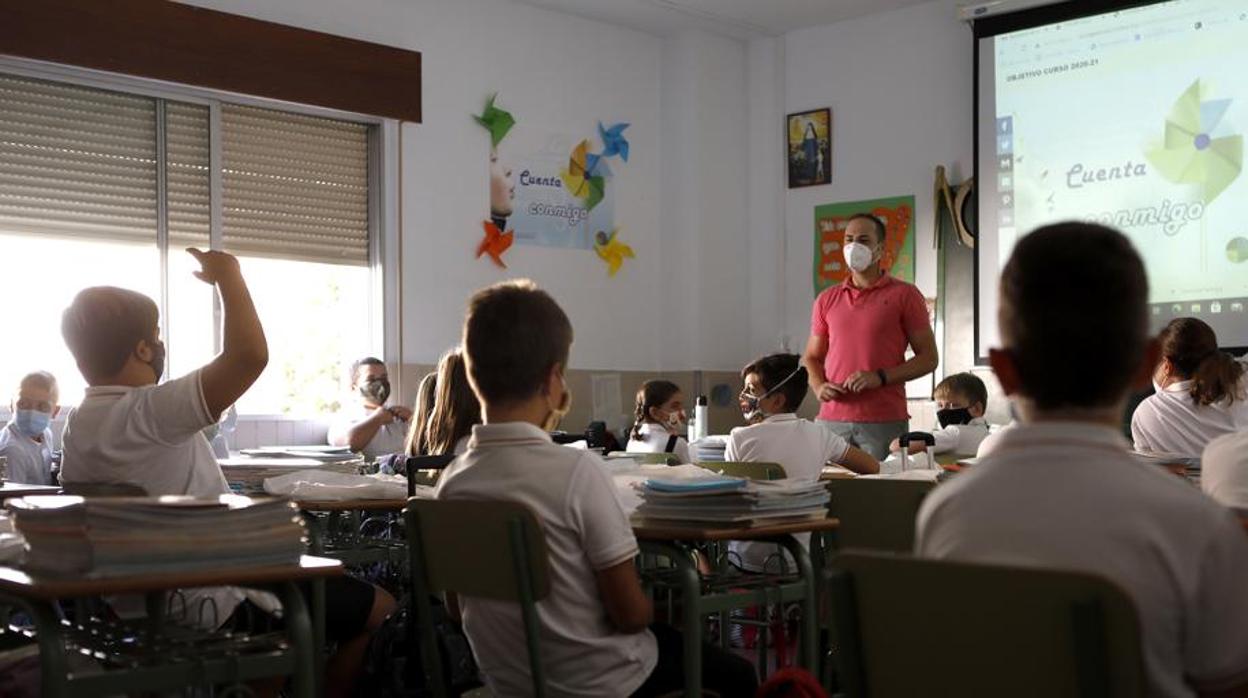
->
[876,369,888,386]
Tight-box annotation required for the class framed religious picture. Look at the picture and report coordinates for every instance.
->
[787,108,832,188]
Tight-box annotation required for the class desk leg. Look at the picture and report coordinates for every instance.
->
[777,536,818,672]
[19,598,69,698]
[282,581,316,698]
[303,512,328,693]
[640,541,702,698]
[144,590,167,641]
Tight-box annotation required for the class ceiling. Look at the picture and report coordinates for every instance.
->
[511,0,937,38]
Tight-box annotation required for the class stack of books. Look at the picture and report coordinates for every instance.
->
[691,436,728,463]
[635,476,830,526]
[219,456,363,494]
[8,495,306,575]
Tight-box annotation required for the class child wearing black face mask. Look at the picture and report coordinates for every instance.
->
[890,372,989,457]
[328,356,412,459]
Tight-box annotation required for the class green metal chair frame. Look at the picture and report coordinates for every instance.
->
[697,461,787,480]
[829,551,1146,698]
[824,478,935,553]
[405,499,552,698]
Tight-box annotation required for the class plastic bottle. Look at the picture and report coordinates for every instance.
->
[695,395,709,441]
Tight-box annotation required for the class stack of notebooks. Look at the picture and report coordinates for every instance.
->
[691,436,728,463]
[8,495,306,576]
[636,476,830,526]
[219,453,363,494]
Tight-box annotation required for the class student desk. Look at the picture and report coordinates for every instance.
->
[632,517,839,697]
[0,555,341,698]
[0,483,61,500]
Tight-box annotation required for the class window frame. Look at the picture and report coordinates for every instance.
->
[0,55,401,419]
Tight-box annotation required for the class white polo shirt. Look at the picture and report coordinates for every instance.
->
[328,404,408,459]
[917,422,1248,697]
[434,422,657,696]
[625,422,691,463]
[1201,431,1248,510]
[930,417,990,456]
[1131,375,1248,458]
[0,421,55,485]
[61,370,243,628]
[725,413,849,572]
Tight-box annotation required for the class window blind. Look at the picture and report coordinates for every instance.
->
[0,73,157,244]
[165,101,210,249]
[221,104,370,266]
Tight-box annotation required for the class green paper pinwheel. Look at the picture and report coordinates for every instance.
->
[474,94,515,148]
[1146,79,1242,204]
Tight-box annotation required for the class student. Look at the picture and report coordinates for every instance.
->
[328,356,412,459]
[1201,430,1248,510]
[916,223,1248,697]
[59,249,394,698]
[0,371,59,485]
[423,349,480,456]
[625,380,691,463]
[1131,317,1248,458]
[725,353,878,572]
[405,371,438,456]
[889,372,990,457]
[435,279,756,697]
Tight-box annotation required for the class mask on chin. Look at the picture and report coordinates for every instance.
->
[936,407,974,429]
[360,378,391,405]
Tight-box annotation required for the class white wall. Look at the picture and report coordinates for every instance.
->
[779,0,973,362]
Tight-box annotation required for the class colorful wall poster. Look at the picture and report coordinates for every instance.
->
[505,135,616,250]
[813,195,915,297]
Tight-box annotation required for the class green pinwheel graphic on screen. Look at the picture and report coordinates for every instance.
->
[1145,79,1242,204]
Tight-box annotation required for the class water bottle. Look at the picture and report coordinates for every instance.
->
[695,395,709,441]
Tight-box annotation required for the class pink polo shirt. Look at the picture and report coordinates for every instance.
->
[810,273,929,423]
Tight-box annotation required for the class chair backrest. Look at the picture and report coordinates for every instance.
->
[404,454,456,496]
[825,478,934,553]
[405,499,551,697]
[699,461,787,480]
[61,482,148,497]
[829,552,1146,698]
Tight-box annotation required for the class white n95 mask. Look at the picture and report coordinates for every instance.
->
[843,242,876,273]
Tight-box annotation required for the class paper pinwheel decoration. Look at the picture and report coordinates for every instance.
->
[1145,79,1242,204]
[594,228,634,277]
[477,220,514,269]
[474,94,515,148]
[561,139,606,211]
[598,122,630,162]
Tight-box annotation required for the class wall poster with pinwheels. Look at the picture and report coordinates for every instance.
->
[472,93,634,276]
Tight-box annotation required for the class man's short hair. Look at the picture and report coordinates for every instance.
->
[350,357,385,384]
[463,279,573,406]
[998,222,1148,410]
[934,372,987,410]
[62,287,159,385]
[742,353,807,412]
[847,213,886,244]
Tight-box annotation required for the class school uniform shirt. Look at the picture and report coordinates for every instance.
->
[917,422,1248,697]
[1201,430,1248,510]
[1131,373,1248,458]
[434,422,657,697]
[328,405,408,459]
[930,417,990,456]
[625,422,691,463]
[60,370,244,628]
[0,421,55,485]
[724,413,849,572]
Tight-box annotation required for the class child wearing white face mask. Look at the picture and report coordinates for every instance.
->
[626,380,692,463]
[0,371,60,485]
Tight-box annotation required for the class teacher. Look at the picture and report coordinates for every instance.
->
[802,213,939,458]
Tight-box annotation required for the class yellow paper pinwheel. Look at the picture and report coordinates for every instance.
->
[594,228,634,277]
[560,139,606,211]
[1146,79,1242,204]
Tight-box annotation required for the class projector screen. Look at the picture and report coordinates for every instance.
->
[975,0,1248,360]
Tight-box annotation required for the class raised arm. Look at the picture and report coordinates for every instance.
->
[190,248,269,418]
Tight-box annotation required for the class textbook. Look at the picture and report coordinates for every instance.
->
[635,476,830,525]
[7,495,306,575]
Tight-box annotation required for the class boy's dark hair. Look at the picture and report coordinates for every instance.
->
[632,380,682,440]
[1158,317,1245,406]
[934,373,988,411]
[742,353,807,413]
[463,279,573,406]
[61,287,159,385]
[847,213,886,244]
[999,222,1148,410]
[351,356,385,383]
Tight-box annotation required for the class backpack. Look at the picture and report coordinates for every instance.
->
[356,595,480,697]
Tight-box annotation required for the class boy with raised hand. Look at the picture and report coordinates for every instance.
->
[916,223,1248,697]
[0,371,60,485]
[60,248,393,698]
[437,279,756,697]
[727,353,878,572]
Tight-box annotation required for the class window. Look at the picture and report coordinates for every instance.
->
[0,71,381,415]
